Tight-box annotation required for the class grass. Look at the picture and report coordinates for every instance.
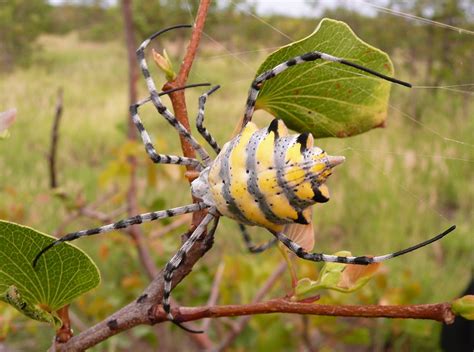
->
[0,33,472,351]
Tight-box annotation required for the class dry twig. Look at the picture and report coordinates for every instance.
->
[49,88,63,189]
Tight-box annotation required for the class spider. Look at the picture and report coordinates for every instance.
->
[33,24,456,333]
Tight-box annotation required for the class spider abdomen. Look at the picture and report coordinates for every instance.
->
[206,119,344,230]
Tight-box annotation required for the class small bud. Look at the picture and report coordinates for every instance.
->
[152,49,176,81]
[452,295,474,320]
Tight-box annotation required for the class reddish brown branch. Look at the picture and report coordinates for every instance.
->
[55,305,72,343]
[152,299,456,325]
[164,0,211,174]
[57,294,457,352]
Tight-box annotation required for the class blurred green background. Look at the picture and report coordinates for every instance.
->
[0,0,472,350]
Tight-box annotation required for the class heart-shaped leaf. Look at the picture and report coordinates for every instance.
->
[0,220,100,325]
[255,18,396,138]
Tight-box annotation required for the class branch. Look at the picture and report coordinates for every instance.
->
[201,261,225,331]
[164,0,211,176]
[60,295,456,351]
[56,227,215,351]
[150,299,457,325]
[49,88,63,189]
[217,261,287,350]
[149,214,192,239]
[55,305,72,343]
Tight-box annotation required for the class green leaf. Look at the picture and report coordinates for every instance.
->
[294,251,380,298]
[255,18,395,138]
[0,220,100,325]
[452,295,474,320]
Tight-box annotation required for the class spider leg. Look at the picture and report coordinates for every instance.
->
[196,85,222,154]
[33,202,209,268]
[162,209,219,333]
[136,26,212,166]
[271,225,456,265]
[238,224,276,253]
[241,51,412,129]
[131,100,203,170]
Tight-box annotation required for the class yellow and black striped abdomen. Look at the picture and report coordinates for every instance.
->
[207,119,344,231]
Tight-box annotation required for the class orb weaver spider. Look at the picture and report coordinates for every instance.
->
[33,24,456,333]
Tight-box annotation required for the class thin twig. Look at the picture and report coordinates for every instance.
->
[149,214,192,239]
[120,0,155,279]
[201,261,226,331]
[217,261,287,351]
[49,88,63,189]
[68,310,88,332]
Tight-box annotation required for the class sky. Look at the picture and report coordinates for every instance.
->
[246,0,377,17]
[48,0,380,17]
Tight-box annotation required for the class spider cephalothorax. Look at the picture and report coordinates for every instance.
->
[33,24,455,334]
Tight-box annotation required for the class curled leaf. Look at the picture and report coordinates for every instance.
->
[283,212,314,252]
[0,108,17,139]
[452,295,474,320]
[337,261,381,290]
[0,286,61,328]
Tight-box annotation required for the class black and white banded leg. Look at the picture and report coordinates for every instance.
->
[32,202,210,267]
[241,51,412,129]
[238,224,277,253]
[136,25,212,166]
[271,225,456,265]
[131,99,203,169]
[162,209,219,333]
[196,85,222,154]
